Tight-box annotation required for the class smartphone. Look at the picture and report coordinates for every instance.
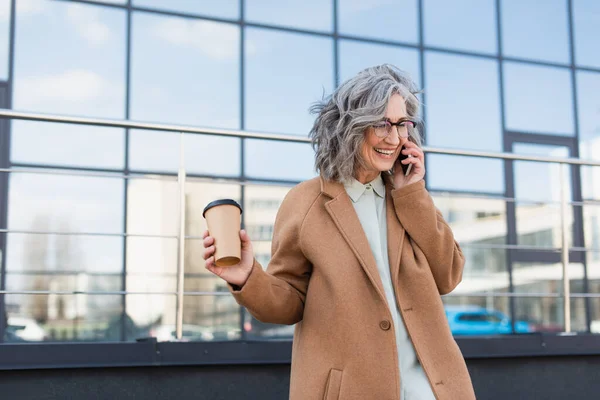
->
[398,145,413,176]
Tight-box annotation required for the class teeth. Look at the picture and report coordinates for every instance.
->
[375,148,395,155]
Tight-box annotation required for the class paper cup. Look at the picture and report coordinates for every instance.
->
[202,199,243,267]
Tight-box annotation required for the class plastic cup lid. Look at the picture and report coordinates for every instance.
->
[202,199,243,218]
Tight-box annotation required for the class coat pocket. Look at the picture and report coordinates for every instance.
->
[323,368,343,400]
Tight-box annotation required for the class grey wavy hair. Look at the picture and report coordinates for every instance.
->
[309,64,422,183]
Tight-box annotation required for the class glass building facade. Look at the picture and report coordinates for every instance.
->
[0,0,599,346]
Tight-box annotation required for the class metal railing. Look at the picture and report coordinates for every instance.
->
[1,108,600,337]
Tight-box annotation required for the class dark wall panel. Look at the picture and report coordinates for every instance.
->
[1,356,600,400]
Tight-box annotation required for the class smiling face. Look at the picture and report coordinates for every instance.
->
[355,94,410,184]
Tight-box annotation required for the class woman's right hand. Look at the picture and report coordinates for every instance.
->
[202,229,255,288]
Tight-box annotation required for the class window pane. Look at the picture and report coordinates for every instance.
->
[129,130,241,176]
[128,180,240,289]
[8,172,124,233]
[127,237,177,292]
[339,40,420,85]
[245,28,333,135]
[242,184,294,340]
[4,294,123,342]
[442,297,515,335]
[245,185,290,264]
[246,0,332,32]
[245,139,315,181]
[514,296,584,333]
[130,295,175,341]
[513,261,583,295]
[590,295,600,334]
[513,144,574,248]
[14,1,126,118]
[131,12,240,129]
[127,178,178,237]
[6,272,120,292]
[503,63,574,135]
[584,205,600,250]
[11,121,125,169]
[88,0,126,4]
[513,144,572,203]
[501,0,570,64]
[573,0,600,68]
[132,0,239,19]
[434,195,508,293]
[427,155,505,194]
[577,72,600,200]
[6,233,123,273]
[423,0,497,54]
[338,0,418,43]
[182,295,241,341]
[0,0,10,80]
[425,52,501,151]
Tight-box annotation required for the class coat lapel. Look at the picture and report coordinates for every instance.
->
[385,181,406,284]
[321,177,386,299]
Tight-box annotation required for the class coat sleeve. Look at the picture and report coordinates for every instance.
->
[228,185,314,325]
[391,180,465,295]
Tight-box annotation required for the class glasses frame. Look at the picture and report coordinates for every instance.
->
[371,118,417,139]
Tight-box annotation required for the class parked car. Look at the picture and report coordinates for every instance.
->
[6,317,47,341]
[445,305,532,335]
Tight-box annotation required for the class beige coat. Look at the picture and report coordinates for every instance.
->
[231,177,476,400]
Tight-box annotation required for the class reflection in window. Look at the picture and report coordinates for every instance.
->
[513,297,585,332]
[501,0,570,64]
[131,12,240,129]
[433,195,508,293]
[427,154,504,194]
[423,0,497,54]
[339,40,420,85]
[127,179,240,298]
[513,144,574,248]
[132,0,239,19]
[11,121,125,169]
[6,233,123,274]
[128,295,175,341]
[4,294,123,342]
[503,63,574,135]
[245,139,315,181]
[182,295,241,341]
[338,0,418,43]
[584,207,600,250]
[573,0,600,68]
[246,0,332,32]
[425,52,501,151]
[14,0,126,118]
[513,261,583,295]
[576,72,600,200]
[8,172,124,233]
[590,296,600,334]
[442,296,513,335]
[245,28,333,135]
[0,0,10,80]
[129,130,240,176]
[513,144,571,203]
[244,184,290,277]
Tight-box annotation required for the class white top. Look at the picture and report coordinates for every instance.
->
[344,175,435,400]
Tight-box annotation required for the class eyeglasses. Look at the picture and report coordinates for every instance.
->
[371,119,416,139]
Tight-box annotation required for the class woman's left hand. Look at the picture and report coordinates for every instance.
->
[393,141,425,189]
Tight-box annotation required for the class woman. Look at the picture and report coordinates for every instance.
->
[202,64,475,400]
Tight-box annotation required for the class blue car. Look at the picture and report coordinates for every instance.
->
[445,305,532,335]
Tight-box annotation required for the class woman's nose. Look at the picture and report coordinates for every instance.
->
[385,129,401,145]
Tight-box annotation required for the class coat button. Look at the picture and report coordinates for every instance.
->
[379,320,391,331]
